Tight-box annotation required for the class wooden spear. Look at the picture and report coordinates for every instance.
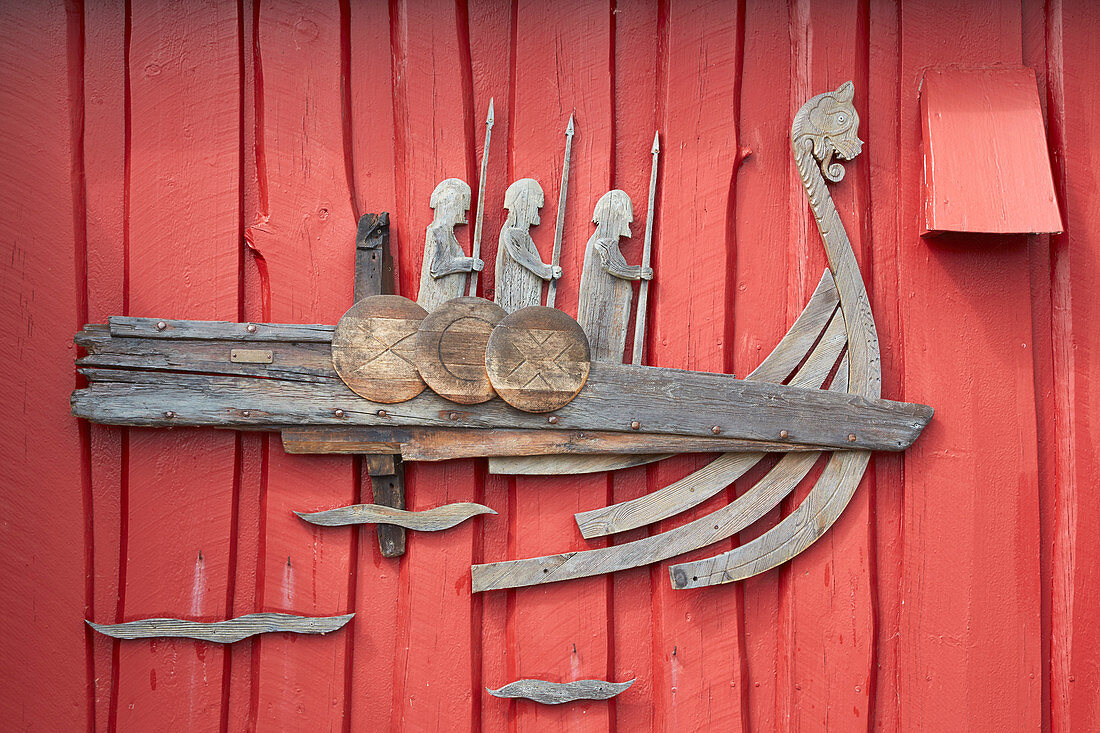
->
[545,113,575,308]
[467,98,494,296]
[631,130,659,365]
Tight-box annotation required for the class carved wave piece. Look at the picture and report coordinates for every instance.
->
[486,678,636,704]
[86,612,354,643]
[295,502,496,530]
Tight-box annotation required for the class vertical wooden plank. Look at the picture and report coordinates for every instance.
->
[896,1,1042,729]
[83,0,127,728]
[867,1,907,729]
[346,1,399,730]
[248,1,355,728]
[388,1,479,729]
[502,2,614,731]
[648,2,748,731]
[1046,0,1100,729]
[112,2,241,728]
[782,1,876,729]
[465,1,515,730]
[733,2,792,729]
[610,1,658,730]
[0,1,89,728]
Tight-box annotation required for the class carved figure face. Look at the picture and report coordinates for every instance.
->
[503,178,545,227]
[430,178,472,225]
[806,81,863,162]
[592,190,634,238]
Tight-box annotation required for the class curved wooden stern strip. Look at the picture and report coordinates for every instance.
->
[487,678,635,704]
[296,502,496,530]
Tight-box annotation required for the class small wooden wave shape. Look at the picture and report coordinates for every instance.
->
[295,502,496,530]
[486,678,635,704]
[86,612,354,643]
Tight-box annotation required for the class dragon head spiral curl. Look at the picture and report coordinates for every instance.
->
[792,80,863,183]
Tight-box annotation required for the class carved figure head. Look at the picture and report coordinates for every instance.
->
[592,190,633,238]
[792,80,863,182]
[503,178,545,227]
[430,178,472,225]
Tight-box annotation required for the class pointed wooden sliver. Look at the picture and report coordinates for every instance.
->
[488,269,840,475]
[573,303,847,539]
[470,358,849,593]
[487,678,636,704]
[295,502,496,530]
[87,612,355,644]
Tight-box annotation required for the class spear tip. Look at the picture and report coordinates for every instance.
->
[487,98,495,127]
[566,113,575,136]
[651,130,660,154]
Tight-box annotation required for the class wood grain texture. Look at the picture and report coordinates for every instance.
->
[471,363,851,593]
[487,678,635,704]
[295,502,496,530]
[332,294,428,403]
[415,296,505,403]
[489,453,671,475]
[486,306,591,412]
[74,345,931,450]
[88,613,354,644]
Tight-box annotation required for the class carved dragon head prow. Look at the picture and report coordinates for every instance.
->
[792,80,863,183]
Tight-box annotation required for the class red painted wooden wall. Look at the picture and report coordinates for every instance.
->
[1,0,1097,730]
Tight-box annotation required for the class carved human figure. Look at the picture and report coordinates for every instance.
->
[494,178,561,313]
[417,178,483,312]
[576,189,653,363]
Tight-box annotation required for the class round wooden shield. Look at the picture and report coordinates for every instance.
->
[332,295,428,403]
[485,306,591,413]
[416,296,507,404]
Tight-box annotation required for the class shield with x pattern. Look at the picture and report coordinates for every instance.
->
[485,305,591,413]
[332,295,428,403]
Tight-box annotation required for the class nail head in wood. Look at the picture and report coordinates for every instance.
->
[334,409,345,418]
[848,433,857,442]
[377,409,388,417]
[246,324,257,333]
[780,429,789,439]
[548,415,558,424]
[163,410,175,418]
[711,425,722,435]
[156,321,167,331]
[631,420,640,430]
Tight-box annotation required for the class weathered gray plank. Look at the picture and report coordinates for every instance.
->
[108,316,334,342]
[488,453,672,475]
[486,678,635,704]
[295,502,495,530]
[73,360,929,451]
[86,612,354,643]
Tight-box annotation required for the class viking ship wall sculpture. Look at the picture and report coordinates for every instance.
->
[76,84,932,695]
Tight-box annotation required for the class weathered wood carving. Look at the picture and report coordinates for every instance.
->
[487,678,635,704]
[576,189,651,363]
[493,178,561,313]
[87,613,354,644]
[296,502,495,530]
[71,83,931,593]
[415,178,482,312]
[332,295,427,403]
[485,306,591,413]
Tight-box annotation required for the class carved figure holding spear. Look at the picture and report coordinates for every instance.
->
[416,178,483,312]
[494,178,561,313]
[576,190,653,362]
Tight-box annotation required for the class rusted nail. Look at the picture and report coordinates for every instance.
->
[377,409,388,417]
[848,433,857,442]
[711,425,722,435]
[241,410,251,417]
[449,412,459,421]
[246,324,257,333]
[334,409,345,418]
[780,429,789,439]
[548,415,559,424]
[156,321,167,331]
[164,410,176,419]
[630,420,641,430]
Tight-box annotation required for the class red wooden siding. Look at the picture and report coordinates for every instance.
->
[1,0,1098,730]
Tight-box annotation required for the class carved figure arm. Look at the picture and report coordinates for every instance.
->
[502,227,561,280]
[428,227,484,278]
[595,238,653,281]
